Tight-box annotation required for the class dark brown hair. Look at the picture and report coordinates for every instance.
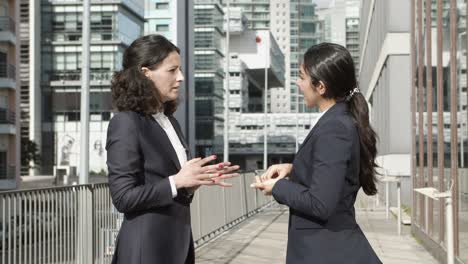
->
[111,34,180,116]
[303,43,379,195]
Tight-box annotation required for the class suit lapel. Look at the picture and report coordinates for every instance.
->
[148,115,182,170]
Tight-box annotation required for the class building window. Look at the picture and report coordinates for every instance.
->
[0,152,7,179]
[0,52,6,78]
[156,3,169,9]
[156,24,169,31]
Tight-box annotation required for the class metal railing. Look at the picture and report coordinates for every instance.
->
[0,171,272,263]
[0,17,15,34]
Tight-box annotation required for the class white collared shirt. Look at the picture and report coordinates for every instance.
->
[153,112,187,198]
[312,107,330,127]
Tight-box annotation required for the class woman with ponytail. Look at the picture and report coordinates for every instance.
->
[253,43,381,263]
[107,35,239,264]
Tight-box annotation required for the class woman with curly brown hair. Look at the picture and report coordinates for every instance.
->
[106,34,239,264]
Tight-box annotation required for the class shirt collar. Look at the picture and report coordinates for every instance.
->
[153,112,170,128]
[316,107,329,121]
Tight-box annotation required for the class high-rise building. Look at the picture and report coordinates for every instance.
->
[315,0,361,80]
[0,0,19,189]
[316,0,346,45]
[20,1,41,177]
[228,0,269,30]
[19,0,31,175]
[193,0,225,157]
[345,0,361,74]
[317,0,361,76]
[270,0,291,113]
[270,1,324,114]
[35,1,145,175]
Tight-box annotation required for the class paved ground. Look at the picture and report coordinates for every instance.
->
[196,192,439,264]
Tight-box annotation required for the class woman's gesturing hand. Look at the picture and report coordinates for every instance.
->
[174,155,240,189]
[259,163,293,182]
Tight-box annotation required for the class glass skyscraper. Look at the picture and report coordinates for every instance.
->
[38,0,145,174]
[194,0,225,157]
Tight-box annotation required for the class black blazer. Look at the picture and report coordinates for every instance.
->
[272,102,381,264]
[106,111,195,264]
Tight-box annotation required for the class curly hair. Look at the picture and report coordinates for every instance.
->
[111,34,180,116]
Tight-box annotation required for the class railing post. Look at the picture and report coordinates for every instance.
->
[414,185,454,264]
[397,181,401,235]
[446,194,454,264]
[385,180,389,219]
[77,186,93,264]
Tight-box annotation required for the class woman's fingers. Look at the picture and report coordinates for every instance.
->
[217,173,240,180]
[198,180,216,186]
[197,178,232,187]
[196,172,220,181]
[250,182,264,189]
[250,176,264,189]
[186,157,202,165]
[218,165,240,174]
[196,155,218,166]
[200,162,231,173]
[261,167,272,181]
[278,170,288,179]
[261,167,275,182]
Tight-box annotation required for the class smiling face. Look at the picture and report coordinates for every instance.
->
[142,51,184,103]
[296,64,325,108]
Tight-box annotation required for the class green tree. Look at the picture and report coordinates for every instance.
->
[21,138,41,169]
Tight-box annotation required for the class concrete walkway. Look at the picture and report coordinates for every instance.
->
[196,194,439,263]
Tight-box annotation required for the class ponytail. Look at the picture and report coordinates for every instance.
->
[347,91,378,195]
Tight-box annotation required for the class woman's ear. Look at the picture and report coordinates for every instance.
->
[141,67,150,78]
[317,81,327,95]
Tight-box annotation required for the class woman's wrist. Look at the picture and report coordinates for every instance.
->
[173,173,184,189]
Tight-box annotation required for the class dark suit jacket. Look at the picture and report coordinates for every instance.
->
[106,111,195,264]
[272,102,381,264]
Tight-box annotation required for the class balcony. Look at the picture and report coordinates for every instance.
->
[0,165,15,180]
[49,70,113,86]
[0,108,15,125]
[0,63,16,89]
[0,16,16,44]
[0,108,15,134]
